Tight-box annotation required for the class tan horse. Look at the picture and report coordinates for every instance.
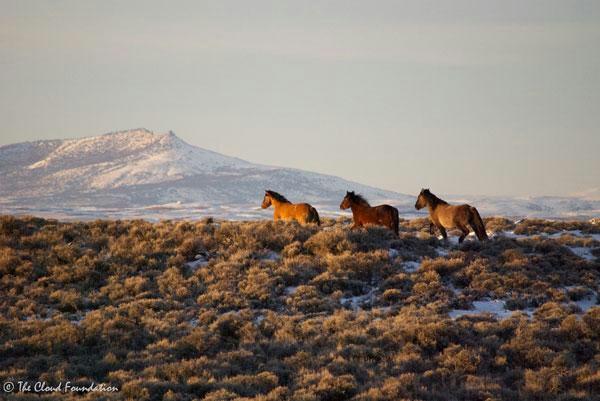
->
[414,189,488,243]
[340,191,399,235]
[261,190,320,225]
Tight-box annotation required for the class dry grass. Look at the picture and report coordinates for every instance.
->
[0,215,599,401]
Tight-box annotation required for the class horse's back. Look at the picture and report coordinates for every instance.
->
[376,204,398,216]
[435,203,469,225]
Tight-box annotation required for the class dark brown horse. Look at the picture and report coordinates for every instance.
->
[261,190,320,225]
[340,191,399,235]
[414,189,488,243]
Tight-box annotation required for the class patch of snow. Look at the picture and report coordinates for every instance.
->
[254,315,265,325]
[450,289,598,321]
[67,309,94,325]
[436,235,461,245]
[448,283,464,296]
[568,247,596,261]
[284,286,298,295]
[388,248,399,259]
[340,288,377,311]
[563,288,598,313]
[548,230,583,238]
[449,299,512,319]
[186,256,209,269]
[258,251,280,261]
[436,248,449,257]
[403,260,421,273]
[571,295,598,313]
[498,231,529,239]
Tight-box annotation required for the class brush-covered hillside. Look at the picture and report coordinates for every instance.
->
[0,215,599,400]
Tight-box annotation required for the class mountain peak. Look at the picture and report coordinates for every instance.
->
[21,128,256,190]
[100,127,155,139]
[27,128,165,170]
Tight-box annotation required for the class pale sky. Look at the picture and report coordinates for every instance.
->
[1,1,599,197]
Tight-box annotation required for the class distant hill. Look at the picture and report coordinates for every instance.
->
[0,129,406,218]
[1,129,598,220]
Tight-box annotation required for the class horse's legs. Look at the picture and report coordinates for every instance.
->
[429,221,436,235]
[387,221,398,235]
[457,223,470,244]
[438,225,447,240]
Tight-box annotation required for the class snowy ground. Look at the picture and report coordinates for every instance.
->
[0,202,361,222]
[3,200,600,222]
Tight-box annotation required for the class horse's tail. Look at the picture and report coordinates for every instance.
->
[391,207,399,236]
[310,206,320,226]
[469,206,488,241]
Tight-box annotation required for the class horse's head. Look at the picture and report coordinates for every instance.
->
[340,191,353,210]
[415,188,430,210]
[261,191,272,209]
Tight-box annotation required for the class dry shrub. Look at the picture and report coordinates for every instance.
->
[515,219,600,235]
[420,256,466,275]
[286,285,335,314]
[439,344,482,374]
[221,371,279,397]
[238,265,281,307]
[1,216,599,401]
[484,217,516,233]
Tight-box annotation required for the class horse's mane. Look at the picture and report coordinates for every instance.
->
[423,189,448,206]
[266,190,290,203]
[347,192,370,207]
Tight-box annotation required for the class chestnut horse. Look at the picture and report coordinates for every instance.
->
[340,191,399,235]
[261,190,320,225]
[414,189,488,243]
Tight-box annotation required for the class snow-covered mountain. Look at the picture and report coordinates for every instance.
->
[0,129,407,219]
[1,129,598,220]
